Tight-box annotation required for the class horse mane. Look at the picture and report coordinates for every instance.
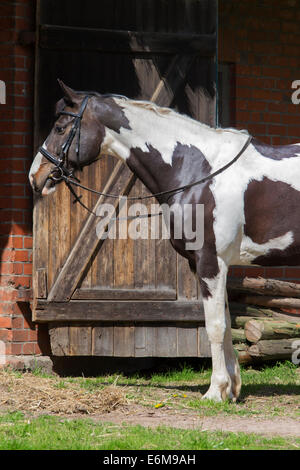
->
[74,89,250,137]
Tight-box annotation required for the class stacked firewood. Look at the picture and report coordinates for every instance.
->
[228,277,300,364]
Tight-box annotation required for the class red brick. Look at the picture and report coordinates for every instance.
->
[288,125,300,137]
[0,330,13,342]
[282,114,300,125]
[34,343,42,355]
[1,249,15,262]
[246,123,267,135]
[232,267,245,278]
[10,276,31,289]
[0,317,13,329]
[13,329,29,342]
[12,263,23,275]
[13,250,28,262]
[265,267,285,279]
[11,343,22,355]
[10,237,23,249]
[29,330,37,341]
[244,267,266,277]
[252,89,283,102]
[23,343,35,354]
[23,264,32,275]
[264,113,282,124]
[251,101,268,112]
[268,124,286,136]
[12,317,23,329]
[0,264,14,275]
[285,268,300,279]
[23,237,32,249]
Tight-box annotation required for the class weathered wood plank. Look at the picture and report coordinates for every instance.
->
[198,327,211,357]
[134,327,151,357]
[113,326,135,356]
[177,326,198,357]
[48,324,70,356]
[177,255,198,301]
[40,25,216,55]
[73,288,176,300]
[69,326,92,355]
[49,322,211,357]
[34,300,204,323]
[155,327,177,357]
[36,268,47,299]
[47,161,135,301]
[91,155,116,290]
[93,326,114,356]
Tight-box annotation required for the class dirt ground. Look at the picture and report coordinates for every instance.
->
[85,404,300,438]
[0,369,299,438]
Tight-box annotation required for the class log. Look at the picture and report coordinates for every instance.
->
[233,343,252,364]
[245,319,300,343]
[236,294,300,311]
[230,302,278,318]
[230,302,300,324]
[228,276,300,298]
[231,315,274,329]
[248,338,297,361]
[231,328,247,344]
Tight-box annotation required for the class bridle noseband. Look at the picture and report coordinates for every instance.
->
[39,95,90,181]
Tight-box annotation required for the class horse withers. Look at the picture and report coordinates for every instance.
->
[30,81,300,402]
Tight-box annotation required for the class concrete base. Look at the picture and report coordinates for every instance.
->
[1,355,54,375]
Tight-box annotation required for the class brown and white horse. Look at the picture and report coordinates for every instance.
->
[30,82,300,402]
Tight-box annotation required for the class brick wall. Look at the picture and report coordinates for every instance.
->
[0,1,300,364]
[0,0,49,364]
[219,0,300,281]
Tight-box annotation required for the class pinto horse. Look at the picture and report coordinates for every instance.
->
[30,81,300,402]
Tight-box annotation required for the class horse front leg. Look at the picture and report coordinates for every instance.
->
[224,292,241,401]
[198,257,237,402]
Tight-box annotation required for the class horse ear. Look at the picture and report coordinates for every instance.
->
[57,79,79,104]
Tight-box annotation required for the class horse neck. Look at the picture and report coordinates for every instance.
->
[107,100,247,196]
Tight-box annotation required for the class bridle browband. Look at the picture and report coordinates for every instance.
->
[39,94,253,218]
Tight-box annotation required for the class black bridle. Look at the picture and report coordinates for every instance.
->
[39,95,90,181]
[38,94,253,218]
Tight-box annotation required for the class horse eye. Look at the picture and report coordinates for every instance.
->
[55,125,65,134]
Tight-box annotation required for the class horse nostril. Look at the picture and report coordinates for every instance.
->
[31,176,41,193]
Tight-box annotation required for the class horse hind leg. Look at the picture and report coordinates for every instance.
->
[198,257,240,402]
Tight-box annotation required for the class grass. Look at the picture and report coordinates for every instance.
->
[0,361,299,450]
[0,412,299,450]
[68,361,299,418]
[5,360,299,417]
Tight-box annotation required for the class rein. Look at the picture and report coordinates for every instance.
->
[40,93,253,219]
[63,135,253,203]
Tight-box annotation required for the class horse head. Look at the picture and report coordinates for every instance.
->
[29,81,111,196]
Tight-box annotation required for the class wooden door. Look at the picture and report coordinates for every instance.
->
[33,0,217,357]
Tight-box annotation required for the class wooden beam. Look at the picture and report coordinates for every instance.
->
[34,300,204,323]
[39,25,216,56]
[73,288,177,300]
